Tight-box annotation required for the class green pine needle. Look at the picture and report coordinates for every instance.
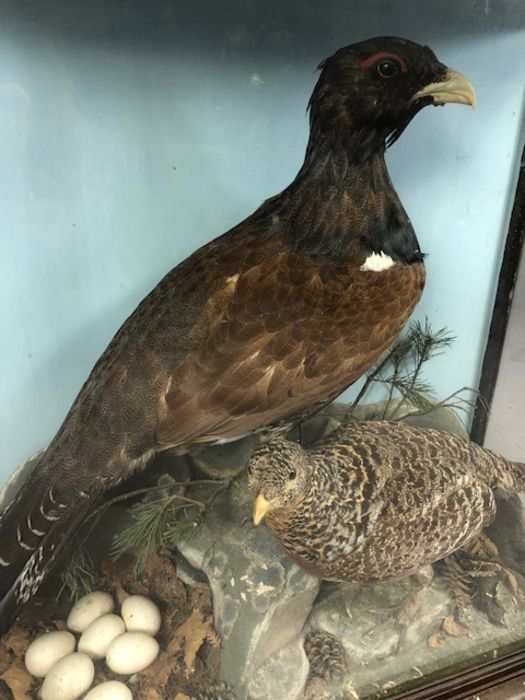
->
[163,510,202,545]
[110,499,170,575]
[110,497,202,576]
[349,317,459,417]
[61,546,97,601]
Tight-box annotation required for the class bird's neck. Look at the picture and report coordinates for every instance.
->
[268,133,422,265]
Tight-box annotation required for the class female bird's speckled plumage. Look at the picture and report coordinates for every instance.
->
[0,37,475,633]
[248,421,525,582]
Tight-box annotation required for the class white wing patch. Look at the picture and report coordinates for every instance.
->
[360,251,396,272]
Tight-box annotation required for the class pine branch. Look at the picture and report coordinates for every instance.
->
[110,501,164,575]
[108,479,228,576]
[393,386,483,421]
[90,480,219,521]
[163,510,202,546]
[347,318,457,420]
[407,320,455,394]
[361,405,389,421]
[346,341,405,416]
[110,496,199,576]
[60,546,97,601]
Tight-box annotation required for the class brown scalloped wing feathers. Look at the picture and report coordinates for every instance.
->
[155,234,425,450]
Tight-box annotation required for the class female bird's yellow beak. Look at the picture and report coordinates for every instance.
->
[413,69,477,108]
[253,491,278,525]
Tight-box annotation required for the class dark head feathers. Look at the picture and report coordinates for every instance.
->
[307,36,474,156]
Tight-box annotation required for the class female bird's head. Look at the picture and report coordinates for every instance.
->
[308,36,476,157]
[247,439,310,525]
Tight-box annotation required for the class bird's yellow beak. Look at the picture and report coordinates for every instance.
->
[413,69,476,108]
[253,491,278,525]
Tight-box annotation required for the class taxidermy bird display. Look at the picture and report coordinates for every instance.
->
[0,37,475,634]
[248,421,525,583]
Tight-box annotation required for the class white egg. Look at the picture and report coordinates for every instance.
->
[121,595,161,635]
[78,613,126,659]
[41,652,94,700]
[67,591,115,632]
[83,680,133,699]
[24,630,76,677]
[106,632,159,674]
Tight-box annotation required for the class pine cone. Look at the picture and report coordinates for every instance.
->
[193,681,236,700]
[304,630,346,680]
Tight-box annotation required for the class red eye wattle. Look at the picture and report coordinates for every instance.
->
[360,51,407,73]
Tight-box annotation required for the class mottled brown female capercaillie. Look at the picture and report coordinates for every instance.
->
[249,421,524,582]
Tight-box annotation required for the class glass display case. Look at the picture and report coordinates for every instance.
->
[1,1,524,698]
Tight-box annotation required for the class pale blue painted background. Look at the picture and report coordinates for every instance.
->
[1,1,525,483]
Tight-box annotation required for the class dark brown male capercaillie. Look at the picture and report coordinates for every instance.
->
[0,37,475,633]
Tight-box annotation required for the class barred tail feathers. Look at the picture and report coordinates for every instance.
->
[481,449,525,494]
[0,468,94,636]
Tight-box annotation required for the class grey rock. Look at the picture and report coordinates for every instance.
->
[349,399,468,438]
[304,573,525,699]
[307,579,450,667]
[143,455,193,497]
[303,676,331,700]
[487,493,525,575]
[177,473,319,699]
[287,409,346,446]
[247,635,309,700]
[190,436,256,479]
[402,405,469,438]
[171,550,208,588]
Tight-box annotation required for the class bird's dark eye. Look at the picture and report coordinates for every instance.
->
[376,59,401,79]
[288,468,297,480]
